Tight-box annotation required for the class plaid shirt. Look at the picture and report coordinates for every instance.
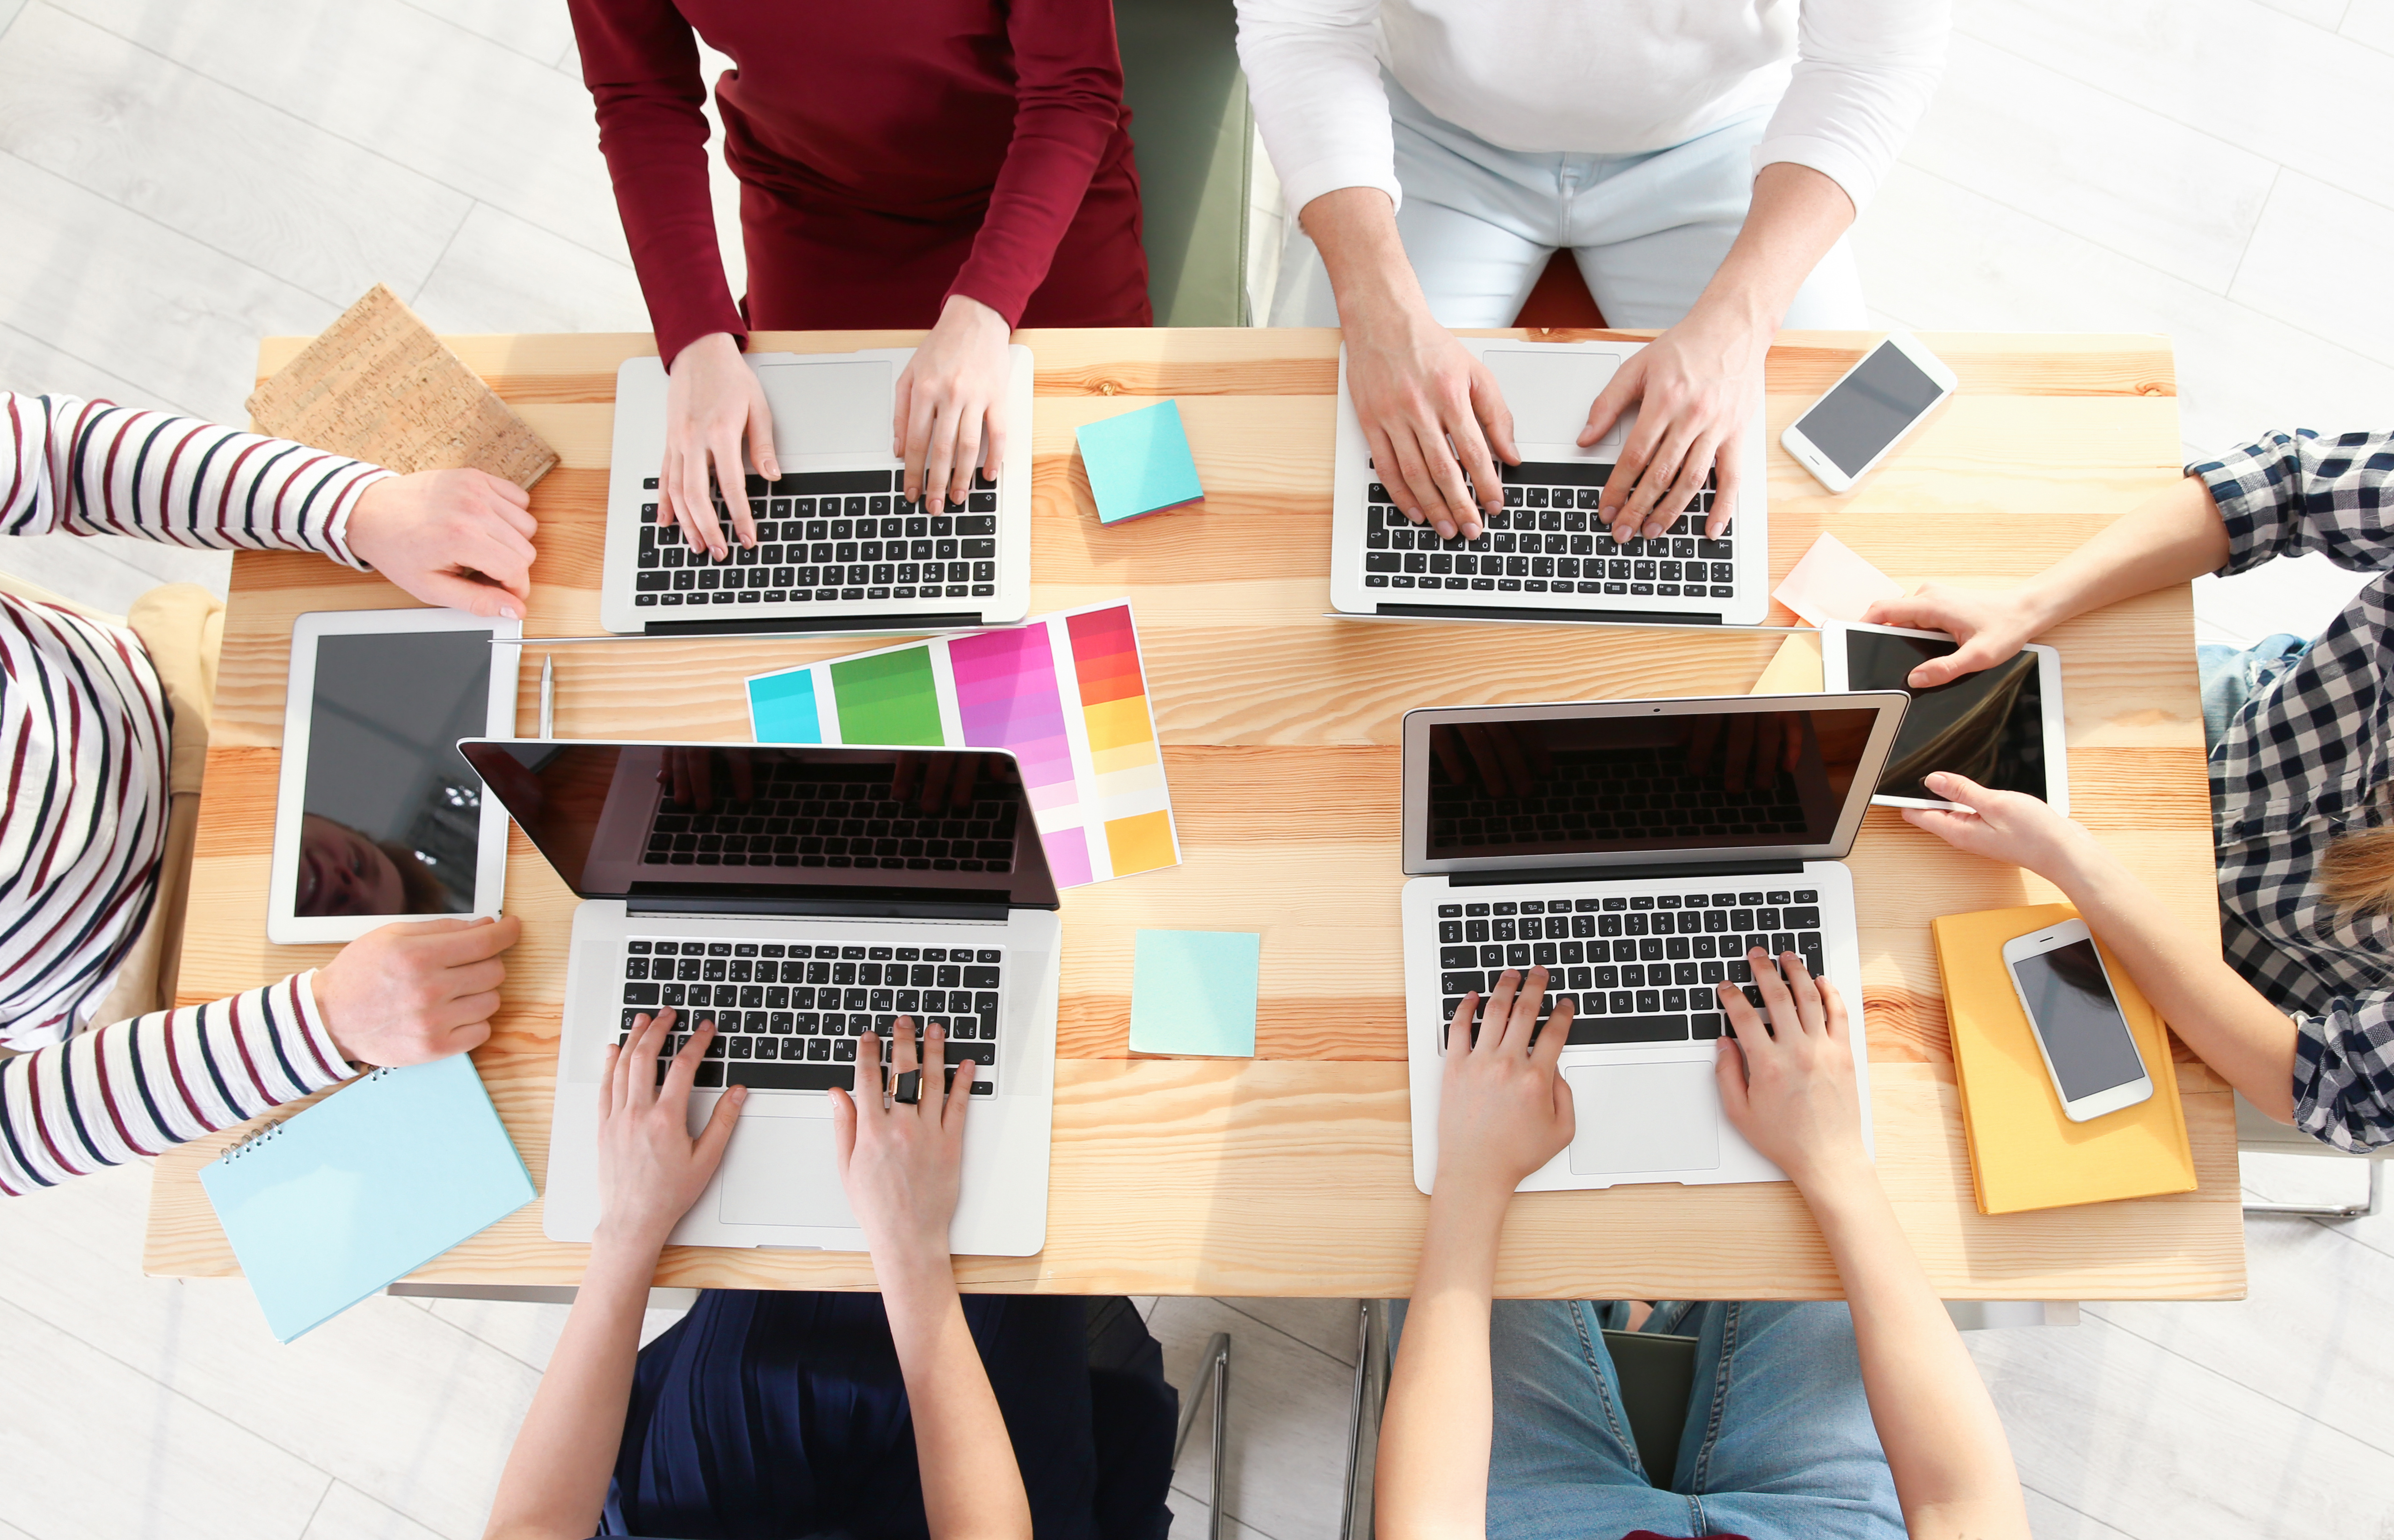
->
[2195,430,2394,1151]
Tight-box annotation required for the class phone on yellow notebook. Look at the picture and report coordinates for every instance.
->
[2001,917,2154,1122]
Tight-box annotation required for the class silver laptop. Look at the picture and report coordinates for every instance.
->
[1400,693,1907,1191]
[1330,336,1771,627]
[460,739,1062,1255]
[600,346,1034,636]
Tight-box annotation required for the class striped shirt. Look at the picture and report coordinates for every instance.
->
[1,392,391,1195]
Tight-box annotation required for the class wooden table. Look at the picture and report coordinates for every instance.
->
[146,327,2244,1301]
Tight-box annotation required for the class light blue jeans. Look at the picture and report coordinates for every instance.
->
[1394,1298,1904,1539]
[2197,632,2308,755]
[1271,77,1870,331]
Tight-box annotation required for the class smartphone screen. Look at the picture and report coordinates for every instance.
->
[1793,342,1946,477]
[1841,630,2048,802]
[2010,938,2146,1101]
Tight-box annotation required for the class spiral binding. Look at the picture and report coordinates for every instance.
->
[218,1066,394,1160]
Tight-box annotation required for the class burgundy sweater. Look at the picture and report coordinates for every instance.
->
[568,0,1136,362]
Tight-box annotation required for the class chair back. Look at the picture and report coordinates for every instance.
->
[1601,1329,1699,1484]
[1115,0,1252,325]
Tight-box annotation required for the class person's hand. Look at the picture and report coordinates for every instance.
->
[830,1017,975,1266]
[313,914,523,1067]
[1582,306,1768,541]
[1862,585,2045,689]
[345,470,536,619]
[1711,949,1867,1192]
[895,295,1012,513]
[1435,967,1574,1196]
[594,1007,745,1252]
[1899,772,2106,882]
[663,331,779,561]
[1345,302,1516,541]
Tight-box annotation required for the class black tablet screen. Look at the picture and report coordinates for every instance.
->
[1843,631,2048,802]
[296,629,494,918]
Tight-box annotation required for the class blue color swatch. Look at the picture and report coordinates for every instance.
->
[1130,929,1260,1058]
[1076,400,1205,524]
[749,668,824,744]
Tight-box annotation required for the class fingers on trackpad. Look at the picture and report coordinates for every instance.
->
[1563,1061,1722,1176]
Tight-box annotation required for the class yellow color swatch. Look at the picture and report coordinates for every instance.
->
[1104,810,1177,877]
[1091,739,1159,776]
[1082,694,1155,754]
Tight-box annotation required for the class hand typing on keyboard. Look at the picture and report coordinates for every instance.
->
[1710,949,1864,1193]
[895,294,1012,514]
[662,332,779,560]
[597,1007,747,1252]
[1435,967,1576,1197]
[830,1017,975,1264]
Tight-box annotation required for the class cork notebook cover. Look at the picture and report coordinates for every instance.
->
[245,284,557,489]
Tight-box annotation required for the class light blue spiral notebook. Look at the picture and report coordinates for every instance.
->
[199,1054,536,1342]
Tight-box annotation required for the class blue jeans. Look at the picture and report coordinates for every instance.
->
[1397,1298,1903,1539]
[2197,633,2308,755]
[1271,76,1868,331]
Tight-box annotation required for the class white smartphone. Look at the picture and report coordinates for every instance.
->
[1819,620,2068,814]
[267,609,520,944]
[2001,919,2154,1122]
[1781,332,1957,494]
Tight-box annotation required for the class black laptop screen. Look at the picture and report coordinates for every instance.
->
[458,741,1058,909]
[1424,707,1882,861]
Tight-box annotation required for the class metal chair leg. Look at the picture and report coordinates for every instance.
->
[1173,1331,1231,1540]
[1339,1299,1393,1540]
[2243,1159,2384,1220]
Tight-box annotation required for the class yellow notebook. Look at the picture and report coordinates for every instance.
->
[1932,903,2197,1214]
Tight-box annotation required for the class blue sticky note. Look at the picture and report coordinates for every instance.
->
[1130,930,1259,1057]
[748,668,822,743]
[1076,400,1205,524]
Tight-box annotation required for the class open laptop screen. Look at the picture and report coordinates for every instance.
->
[1403,696,1908,875]
[459,741,1058,910]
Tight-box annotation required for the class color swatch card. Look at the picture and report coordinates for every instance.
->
[746,600,1180,887]
[1076,400,1204,523]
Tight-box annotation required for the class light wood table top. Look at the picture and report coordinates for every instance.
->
[146,327,2243,1300]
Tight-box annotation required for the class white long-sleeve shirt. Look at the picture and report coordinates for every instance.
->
[1,393,389,1195]
[1235,0,1948,220]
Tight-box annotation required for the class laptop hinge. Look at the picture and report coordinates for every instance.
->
[639,610,983,637]
[1447,857,1806,887]
[1374,601,1721,627]
[626,895,1014,922]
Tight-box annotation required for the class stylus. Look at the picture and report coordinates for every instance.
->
[539,654,555,739]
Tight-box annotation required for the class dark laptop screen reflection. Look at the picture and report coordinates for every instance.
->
[1426,708,1879,859]
[461,741,1057,908]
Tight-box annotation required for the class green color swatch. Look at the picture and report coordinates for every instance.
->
[829,647,945,746]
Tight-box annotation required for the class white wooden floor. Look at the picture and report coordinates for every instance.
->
[1,1,2389,1534]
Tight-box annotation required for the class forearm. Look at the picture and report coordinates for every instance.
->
[1300,187,1433,329]
[1376,1192,1506,1540]
[880,1251,1031,1540]
[2014,475,2230,633]
[1688,163,1856,333]
[483,1236,660,1540]
[1802,1170,2026,1536]
[2053,845,2299,1119]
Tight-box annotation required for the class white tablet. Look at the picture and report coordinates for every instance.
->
[268,609,521,944]
[1819,620,2068,814]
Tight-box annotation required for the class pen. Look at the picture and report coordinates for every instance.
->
[539,654,555,739]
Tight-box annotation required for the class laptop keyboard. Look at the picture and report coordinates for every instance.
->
[1360,461,1733,602]
[632,469,1001,610]
[618,937,1002,1095]
[641,759,1020,873]
[1434,889,1825,1046]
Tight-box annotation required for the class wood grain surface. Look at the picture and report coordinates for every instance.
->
[145,327,2243,1300]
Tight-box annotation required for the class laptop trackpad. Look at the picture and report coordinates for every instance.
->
[718,1114,859,1229]
[757,360,893,460]
[1564,1061,1721,1176]
[1482,348,1626,452]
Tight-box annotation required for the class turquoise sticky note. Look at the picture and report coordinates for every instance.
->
[748,668,822,743]
[1130,930,1259,1057]
[1076,400,1205,524]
